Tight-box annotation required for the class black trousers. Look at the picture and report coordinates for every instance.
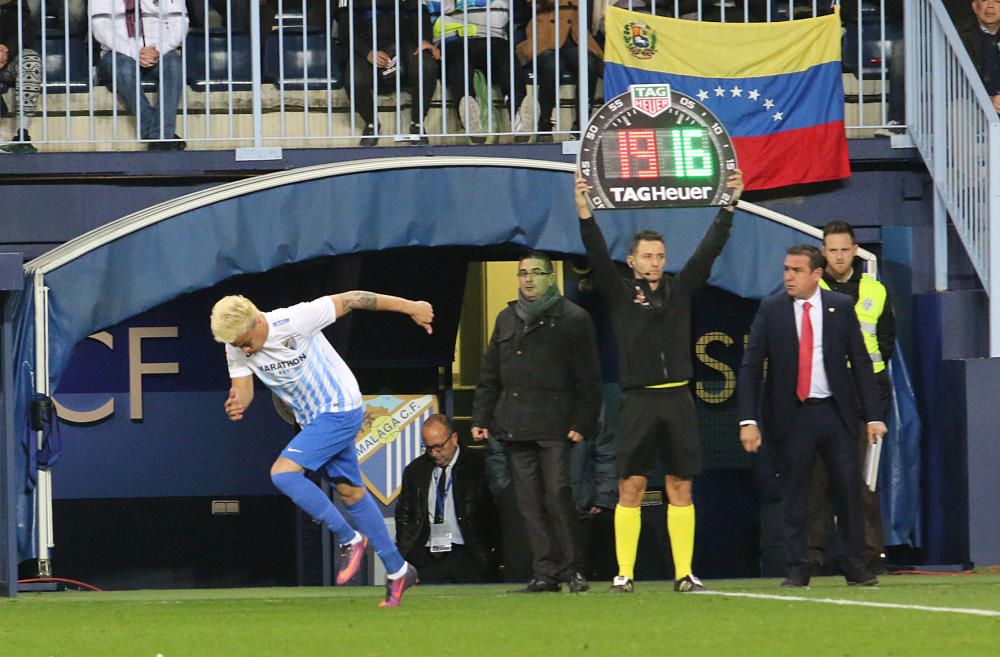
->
[531,47,602,129]
[342,34,441,128]
[807,374,891,567]
[778,399,866,579]
[505,438,583,582]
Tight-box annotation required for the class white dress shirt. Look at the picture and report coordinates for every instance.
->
[741,286,829,428]
[425,446,466,546]
[794,287,831,399]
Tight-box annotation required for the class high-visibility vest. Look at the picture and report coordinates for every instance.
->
[820,274,888,373]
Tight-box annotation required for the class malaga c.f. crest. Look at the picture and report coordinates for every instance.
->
[356,394,437,504]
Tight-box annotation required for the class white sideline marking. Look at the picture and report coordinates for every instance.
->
[701,591,1000,617]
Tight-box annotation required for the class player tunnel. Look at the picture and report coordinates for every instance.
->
[5,156,846,579]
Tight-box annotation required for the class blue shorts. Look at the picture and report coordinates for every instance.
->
[280,407,365,486]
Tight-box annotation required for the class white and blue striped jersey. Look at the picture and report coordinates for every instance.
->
[225,297,362,426]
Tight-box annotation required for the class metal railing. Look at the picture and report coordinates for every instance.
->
[905,0,1000,355]
[0,0,902,152]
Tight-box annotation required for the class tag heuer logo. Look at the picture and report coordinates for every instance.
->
[623,21,657,59]
[631,84,672,117]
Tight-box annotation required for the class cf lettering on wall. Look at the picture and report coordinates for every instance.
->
[53,327,180,422]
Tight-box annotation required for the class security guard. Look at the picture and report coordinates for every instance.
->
[809,220,895,575]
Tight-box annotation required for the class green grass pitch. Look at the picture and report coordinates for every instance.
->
[2,573,999,657]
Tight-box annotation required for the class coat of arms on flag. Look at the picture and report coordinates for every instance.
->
[355,394,437,504]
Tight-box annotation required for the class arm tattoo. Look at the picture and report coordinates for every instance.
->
[343,291,378,311]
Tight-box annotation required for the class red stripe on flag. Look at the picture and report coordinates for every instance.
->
[733,122,851,191]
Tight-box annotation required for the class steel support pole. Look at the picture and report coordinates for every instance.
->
[932,20,949,291]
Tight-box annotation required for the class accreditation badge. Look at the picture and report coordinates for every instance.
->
[429,523,454,553]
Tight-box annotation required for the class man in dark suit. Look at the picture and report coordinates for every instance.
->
[737,244,888,587]
[395,414,497,583]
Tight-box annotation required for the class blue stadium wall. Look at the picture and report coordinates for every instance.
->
[3,141,995,589]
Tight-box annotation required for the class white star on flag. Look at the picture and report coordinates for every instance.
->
[748,89,760,101]
[714,86,726,97]
[763,98,775,110]
[697,89,710,101]
[730,86,742,97]
[772,112,784,121]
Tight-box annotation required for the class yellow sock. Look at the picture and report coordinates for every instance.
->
[614,504,642,580]
[667,504,696,580]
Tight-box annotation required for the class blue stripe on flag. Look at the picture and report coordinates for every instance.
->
[604,60,845,137]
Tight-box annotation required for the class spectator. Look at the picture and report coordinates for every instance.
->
[336,0,441,146]
[958,0,1000,113]
[471,252,602,593]
[394,414,498,583]
[0,0,40,153]
[92,0,190,150]
[515,0,602,141]
[432,0,528,142]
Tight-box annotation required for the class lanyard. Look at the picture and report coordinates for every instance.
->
[433,467,453,523]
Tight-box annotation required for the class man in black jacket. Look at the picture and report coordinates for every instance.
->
[738,245,887,588]
[575,171,743,594]
[336,0,441,145]
[472,252,602,593]
[395,414,497,582]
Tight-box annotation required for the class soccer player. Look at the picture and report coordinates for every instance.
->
[210,291,434,607]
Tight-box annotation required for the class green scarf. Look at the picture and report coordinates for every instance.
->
[515,284,561,326]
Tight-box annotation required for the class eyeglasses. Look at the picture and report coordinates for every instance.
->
[517,269,552,279]
[423,438,453,453]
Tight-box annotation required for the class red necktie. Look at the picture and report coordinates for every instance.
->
[125,0,144,40]
[796,301,813,402]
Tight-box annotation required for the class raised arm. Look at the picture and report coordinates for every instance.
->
[576,174,628,303]
[330,291,434,334]
[675,170,744,292]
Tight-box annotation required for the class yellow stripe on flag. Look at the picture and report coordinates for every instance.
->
[604,7,842,78]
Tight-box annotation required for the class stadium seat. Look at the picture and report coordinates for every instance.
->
[30,33,93,93]
[264,31,343,90]
[185,29,255,92]
[841,3,903,80]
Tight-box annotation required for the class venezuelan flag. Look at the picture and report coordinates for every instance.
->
[604,8,850,190]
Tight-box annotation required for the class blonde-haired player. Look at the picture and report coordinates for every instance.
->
[211,291,433,607]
